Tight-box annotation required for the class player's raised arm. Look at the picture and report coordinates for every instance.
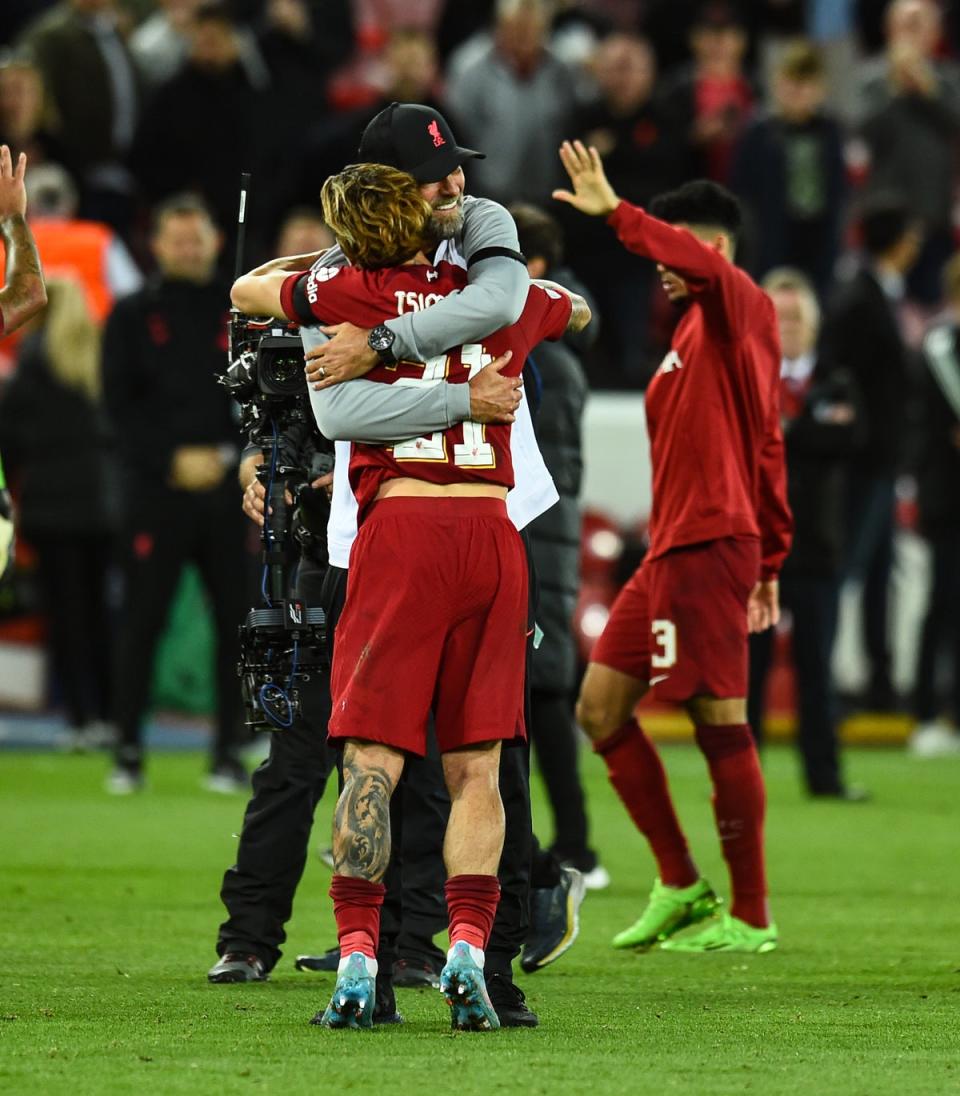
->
[0,146,46,336]
[554,139,730,290]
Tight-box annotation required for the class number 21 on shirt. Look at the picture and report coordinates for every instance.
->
[393,344,495,467]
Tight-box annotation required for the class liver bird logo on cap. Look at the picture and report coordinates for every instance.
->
[427,120,446,148]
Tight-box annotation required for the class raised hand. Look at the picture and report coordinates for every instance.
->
[0,145,27,222]
[553,140,620,218]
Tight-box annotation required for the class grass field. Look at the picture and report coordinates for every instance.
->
[1,745,958,1096]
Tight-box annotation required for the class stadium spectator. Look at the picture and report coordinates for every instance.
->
[732,42,847,300]
[445,0,578,206]
[129,1,273,246]
[101,194,247,794]
[557,145,792,954]
[819,196,921,713]
[25,163,142,324]
[129,0,203,89]
[0,276,116,751]
[510,201,606,887]
[908,252,960,757]
[568,33,691,385]
[747,268,866,799]
[17,0,141,233]
[853,0,960,306]
[273,206,333,260]
[0,58,63,170]
[660,1,754,185]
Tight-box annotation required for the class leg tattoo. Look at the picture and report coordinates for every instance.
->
[333,759,393,881]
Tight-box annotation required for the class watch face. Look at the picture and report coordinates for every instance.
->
[370,326,394,352]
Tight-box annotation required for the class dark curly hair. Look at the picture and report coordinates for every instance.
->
[649,180,742,238]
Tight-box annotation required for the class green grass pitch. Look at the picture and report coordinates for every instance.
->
[0,745,957,1095]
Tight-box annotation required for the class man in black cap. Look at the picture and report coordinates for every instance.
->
[210,102,580,1027]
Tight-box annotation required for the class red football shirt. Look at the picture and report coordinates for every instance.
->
[281,260,571,516]
[607,201,793,578]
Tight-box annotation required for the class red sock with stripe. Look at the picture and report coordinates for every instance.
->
[595,718,699,888]
[694,724,769,928]
[446,874,501,951]
[329,875,385,959]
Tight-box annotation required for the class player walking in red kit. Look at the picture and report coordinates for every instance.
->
[555,141,792,953]
[233,163,590,1027]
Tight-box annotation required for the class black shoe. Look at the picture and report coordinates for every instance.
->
[392,955,442,989]
[208,952,268,983]
[294,946,340,972]
[485,973,538,1028]
[374,972,403,1024]
[521,865,585,973]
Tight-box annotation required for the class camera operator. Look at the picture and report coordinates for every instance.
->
[102,194,248,793]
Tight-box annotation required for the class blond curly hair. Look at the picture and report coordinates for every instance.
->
[320,163,431,270]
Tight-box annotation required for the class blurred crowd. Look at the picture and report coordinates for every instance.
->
[1,0,960,779]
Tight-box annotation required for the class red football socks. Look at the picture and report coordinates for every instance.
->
[329,874,386,960]
[446,873,501,951]
[595,719,699,888]
[694,724,769,928]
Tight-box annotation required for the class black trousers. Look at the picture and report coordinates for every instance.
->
[217,557,537,978]
[114,480,247,765]
[528,687,592,867]
[748,574,844,794]
[913,528,960,723]
[28,530,113,729]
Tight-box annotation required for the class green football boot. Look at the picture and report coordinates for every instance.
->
[612,877,721,951]
[660,912,778,953]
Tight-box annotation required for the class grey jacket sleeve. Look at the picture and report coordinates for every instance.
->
[383,198,529,361]
[312,377,472,444]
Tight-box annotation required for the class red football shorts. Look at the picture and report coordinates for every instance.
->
[328,496,528,755]
[590,536,760,701]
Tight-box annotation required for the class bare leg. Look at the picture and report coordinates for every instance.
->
[441,741,504,876]
[575,662,649,745]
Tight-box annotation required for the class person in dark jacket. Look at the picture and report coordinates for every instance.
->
[0,275,115,747]
[732,42,847,300]
[748,269,866,798]
[511,202,607,886]
[101,193,247,794]
[907,252,960,757]
[568,33,691,386]
[818,196,920,712]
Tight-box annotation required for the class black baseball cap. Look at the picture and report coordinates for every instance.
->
[358,102,485,184]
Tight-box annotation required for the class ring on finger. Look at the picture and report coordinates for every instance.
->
[317,365,326,379]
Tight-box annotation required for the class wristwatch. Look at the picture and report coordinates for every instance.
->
[368,323,397,366]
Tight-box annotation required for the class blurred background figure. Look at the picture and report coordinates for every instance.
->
[17,0,141,233]
[511,201,607,888]
[130,0,272,248]
[748,268,866,799]
[908,252,960,757]
[25,163,142,324]
[273,206,333,260]
[101,194,247,794]
[568,33,689,385]
[445,0,577,206]
[661,0,754,185]
[733,41,847,301]
[129,0,203,89]
[819,197,921,714]
[0,276,116,751]
[0,57,63,170]
[853,0,960,306]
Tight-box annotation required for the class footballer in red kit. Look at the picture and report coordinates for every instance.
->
[231,161,589,1032]
[555,140,792,954]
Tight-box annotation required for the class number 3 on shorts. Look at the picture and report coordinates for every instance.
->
[651,619,677,669]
